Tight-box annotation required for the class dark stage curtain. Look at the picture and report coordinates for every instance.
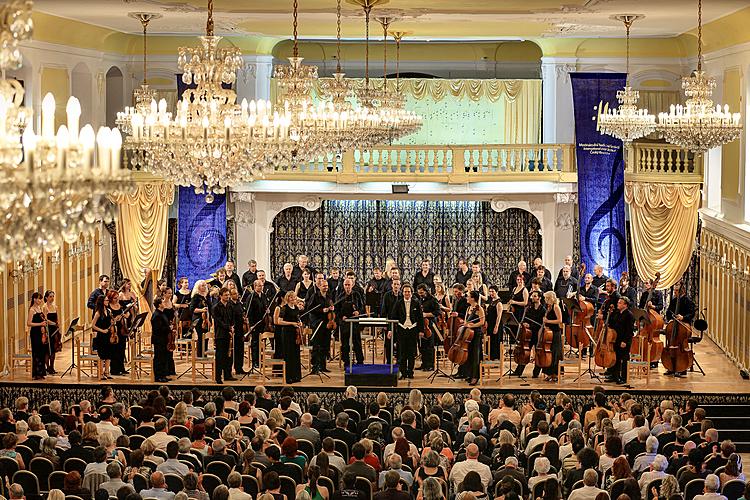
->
[105,221,124,287]
[164,218,178,289]
[271,201,542,288]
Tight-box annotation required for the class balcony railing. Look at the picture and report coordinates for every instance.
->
[267,144,577,183]
[626,143,704,183]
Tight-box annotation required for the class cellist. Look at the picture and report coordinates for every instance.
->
[638,278,664,314]
[513,290,546,378]
[416,284,440,371]
[606,297,635,385]
[665,282,696,377]
[596,279,621,379]
[456,290,485,386]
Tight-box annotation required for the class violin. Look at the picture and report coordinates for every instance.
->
[568,263,594,349]
[40,310,49,345]
[109,314,119,344]
[296,323,303,346]
[326,300,337,330]
[633,272,664,362]
[594,304,617,368]
[201,308,209,330]
[661,294,693,373]
[167,316,177,352]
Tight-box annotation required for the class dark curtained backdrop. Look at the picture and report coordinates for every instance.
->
[270,200,542,288]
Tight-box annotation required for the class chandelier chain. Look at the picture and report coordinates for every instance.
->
[206,0,214,36]
[364,5,370,84]
[625,19,630,79]
[336,0,341,73]
[141,15,150,85]
[293,0,299,58]
[382,20,387,83]
[697,0,702,70]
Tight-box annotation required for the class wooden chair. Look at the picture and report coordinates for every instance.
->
[76,326,102,381]
[558,335,582,384]
[627,347,651,386]
[260,332,285,380]
[191,331,214,383]
[129,327,153,382]
[480,343,504,386]
[9,329,32,380]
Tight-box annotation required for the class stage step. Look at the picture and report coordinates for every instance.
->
[702,404,750,418]
[700,405,750,452]
[705,416,750,429]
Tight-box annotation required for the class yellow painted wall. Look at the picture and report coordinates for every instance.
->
[1,232,101,377]
[40,67,70,129]
[721,67,742,199]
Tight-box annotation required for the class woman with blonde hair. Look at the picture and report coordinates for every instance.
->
[222,424,246,455]
[81,421,98,447]
[170,402,192,430]
[274,291,303,383]
[189,280,210,356]
[542,290,563,382]
[407,389,424,415]
[99,431,127,465]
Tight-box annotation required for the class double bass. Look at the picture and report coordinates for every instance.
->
[634,272,664,362]
[445,300,464,352]
[567,263,594,349]
[661,294,694,373]
[594,304,617,368]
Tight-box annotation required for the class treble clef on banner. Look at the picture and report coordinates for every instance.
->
[186,197,227,272]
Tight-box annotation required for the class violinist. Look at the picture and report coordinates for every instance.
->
[389,284,424,379]
[274,291,303,383]
[413,260,436,294]
[212,287,237,384]
[91,295,113,381]
[485,285,503,360]
[534,266,554,293]
[42,290,61,375]
[151,297,172,383]
[257,270,279,304]
[606,297,635,385]
[664,282,695,377]
[619,274,638,309]
[513,290,546,378]
[174,277,193,334]
[542,291,564,382]
[417,284,440,371]
[189,280,210,357]
[27,292,48,380]
[159,287,176,376]
[638,279,664,314]
[366,267,388,316]
[108,291,130,377]
[381,279,402,364]
[554,265,577,323]
[338,278,365,367]
[229,287,247,375]
[246,279,266,369]
[456,290,485,386]
[306,274,334,374]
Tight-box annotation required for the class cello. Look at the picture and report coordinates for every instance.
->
[534,325,554,369]
[568,263,594,349]
[661,292,694,373]
[513,305,533,366]
[447,303,477,366]
[594,304,617,369]
[634,272,664,362]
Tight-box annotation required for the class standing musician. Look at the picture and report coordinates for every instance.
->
[596,279,621,379]
[292,254,317,283]
[306,273,334,374]
[87,274,110,316]
[507,261,532,292]
[327,267,342,300]
[389,284,424,379]
[242,259,258,289]
[513,290,546,378]
[366,267,388,316]
[638,278,664,313]
[456,290,485,386]
[338,278,365,367]
[42,290,61,375]
[508,275,529,325]
[556,256,579,281]
[189,280,210,357]
[619,273,638,309]
[274,291,303,383]
[229,287,247,375]
[108,291,130,377]
[664,281,696,377]
[455,259,471,286]
[160,287,177,377]
[451,283,470,319]
[208,267,228,290]
[416,284,440,371]
[91,295,113,380]
[118,279,138,327]
[542,291,564,383]
[276,263,296,293]
[344,270,366,297]
[533,258,553,280]
[27,292,48,381]
[534,266,553,293]
[607,297,635,385]
[380,279,402,364]
[591,265,609,290]
[151,297,172,383]
[224,261,242,291]
[245,279,266,369]
[554,265,577,323]
[579,274,599,305]
[470,273,489,304]
[256,270,278,304]
[485,285,503,360]
[212,287,236,384]
[173,277,193,335]
[294,269,314,310]
[413,261,436,294]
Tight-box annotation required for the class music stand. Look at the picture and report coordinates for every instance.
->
[301,321,331,382]
[59,318,80,378]
[427,322,454,382]
[500,311,522,380]
[573,327,601,382]
[129,312,149,377]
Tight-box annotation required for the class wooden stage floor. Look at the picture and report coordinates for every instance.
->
[5,333,748,394]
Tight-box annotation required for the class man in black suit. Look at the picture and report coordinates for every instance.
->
[358,402,390,438]
[241,260,258,289]
[380,279,402,364]
[412,260,436,294]
[398,410,423,446]
[337,278,365,367]
[323,412,358,452]
[224,261,242,291]
[532,258,552,280]
[374,470,411,500]
[388,284,424,380]
[211,288,237,384]
[291,254,317,284]
[607,297,635,385]
[507,261,532,292]
[60,430,94,464]
[334,386,366,419]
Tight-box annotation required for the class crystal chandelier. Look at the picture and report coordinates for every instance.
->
[657,0,742,153]
[116,12,161,136]
[598,15,656,145]
[0,0,130,263]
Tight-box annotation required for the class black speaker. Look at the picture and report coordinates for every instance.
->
[392,184,409,194]
[740,369,750,380]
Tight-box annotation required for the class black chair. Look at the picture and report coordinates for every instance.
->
[168,425,190,439]
[240,427,255,440]
[116,447,131,464]
[135,426,155,438]
[128,435,147,451]
[178,453,202,472]
[241,474,260,498]
[355,476,373,500]
[28,457,54,491]
[201,473,222,498]
[713,466,726,476]
[49,471,67,491]
[609,478,627,499]
[494,478,523,498]
[206,461,232,483]
[63,457,88,475]
[571,480,584,491]
[318,475,336,494]
[344,409,361,424]
[523,431,539,449]
[645,479,663,498]
[251,462,267,472]
[129,406,143,423]
[662,442,681,457]
[16,445,33,466]
[153,449,168,461]
[0,456,20,485]
[722,479,747,500]
[65,496,84,500]
[132,473,149,493]
[297,439,316,460]
[143,459,159,473]
[684,478,705,500]
[378,410,393,425]
[164,473,184,493]
[215,417,230,430]
[532,478,558,500]
[13,470,40,498]
[279,475,298,500]
[333,439,350,463]
[526,451,542,478]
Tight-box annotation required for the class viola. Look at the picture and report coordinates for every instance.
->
[167,317,177,352]
[594,305,617,369]
[326,305,337,331]
[40,310,49,345]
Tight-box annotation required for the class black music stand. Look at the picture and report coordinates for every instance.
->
[301,321,331,382]
[129,312,150,378]
[563,297,583,357]
[500,311,522,380]
[59,318,80,378]
[428,320,455,382]
[573,327,601,382]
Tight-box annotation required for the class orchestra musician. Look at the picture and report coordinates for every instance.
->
[345,270,366,297]
[457,290,485,386]
[413,261,436,294]
[306,274,334,374]
[42,290,61,375]
[91,295,113,380]
[380,279,402,364]
[274,291,303,383]
[507,261,532,292]
[451,283,470,319]
[189,280,210,357]
[533,258,552,280]
[416,283,440,371]
[485,285,503,360]
[556,256,579,281]
[664,281,696,377]
[27,292,48,380]
[508,274,529,325]
[174,277,192,335]
[108,291,130,377]
[455,259,471,286]
[513,290,546,378]
[151,297,172,383]
[554,265,577,323]
[292,254,317,283]
[579,274,599,305]
[256,270,279,304]
[638,279,664,313]
[597,279,621,379]
[242,259,258,289]
[534,266,553,293]
[338,278,365,367]
[246,279,266,369]
[591,264,609,290]
[470,273,489,304]
[606,297,635,385]
[619,274,638,309]
[366,267,388,316]
[469,261,489,286]
[389,284,424,379]
[208,267,228,290]
[158,287,176,376]
[542,291,564,383]
[327,267,342,300]
[87,274,110,317]
[294,269,314,307]
[224,261,242,291]
[276,263,296,294]
[229,286,247,375]
[212,287,236,384]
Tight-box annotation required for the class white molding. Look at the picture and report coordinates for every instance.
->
[704,40,750,63]
[700,210,750,250]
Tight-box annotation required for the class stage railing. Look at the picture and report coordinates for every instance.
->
[626,143,704,183]
[268,143,577,183]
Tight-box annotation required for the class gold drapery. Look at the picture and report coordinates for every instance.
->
[639,90,681,116]
[112,182,174,306]
[624,182,701,289]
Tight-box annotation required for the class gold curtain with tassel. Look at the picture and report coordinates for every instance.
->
[112,180,174,308]
[624,182,701,289]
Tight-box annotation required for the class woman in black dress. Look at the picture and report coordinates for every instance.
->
[508,274,529,324]
[26,292,48,380]
[486,286,503,360]
[190,280,210,356]
[174,277,192,335]
[274,291,302,383]
[92,294,113,380]
[457,290,485,386]
[42,290,61,374]
[161,287,176,376]
[294,269,313,315]
[108,292,130,376]
[542,290,564,382]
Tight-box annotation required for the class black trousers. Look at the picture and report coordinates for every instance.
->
[614,347,629,382]
[214,337,232,382]
[153,342,170,379]
[398,326,419,376]
[419,330,434,369]
[195,324,208,357]
[233,330,245,373]
[311,322,330,370]
[111,338,127,374]
[250,328,261,367]
[341,324,364,366]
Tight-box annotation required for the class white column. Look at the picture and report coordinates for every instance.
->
[541,57,577,144]
[236,55,273,103]
[552,193,577,268]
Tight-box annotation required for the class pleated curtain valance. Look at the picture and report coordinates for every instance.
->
[624,182,702,289]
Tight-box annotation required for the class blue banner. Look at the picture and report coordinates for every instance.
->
[571,73,628,278]
[177,187,227,287]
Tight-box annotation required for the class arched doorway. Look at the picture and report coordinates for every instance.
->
[105,66,124,128]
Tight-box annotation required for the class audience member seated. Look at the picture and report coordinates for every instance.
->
[694,474,728,500]
[344,442,377,484]
[567,468,604,500]
[183,472,210,500]
[140,471,177,500]
[375,470,410,500]
[63,470,91,499]
[718,453,745,486]
[100,461,135,497]
[457,470,488,500]
[378,453,414,489]
[638,455,671,498]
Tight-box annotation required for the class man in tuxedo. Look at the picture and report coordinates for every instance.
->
[455,259,471,286]
[151,297,172,383]
[665,282,696,377]
[327,267,342,300]
[323,412,358,451]
[306,274,334,374]
[533,258,552,280]
[533,266,553,293]
[276,263,296,293]
[245,280,266,369]
[256,270,278,304]
[389,284,424,380]
[556,255,580,281]
[337,278,365,367]
[638,278,664,313]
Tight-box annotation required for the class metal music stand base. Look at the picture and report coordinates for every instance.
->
[574,328,602,383]
[302,367,330,382]
[690,355,706,376]
[428,363,454,382]
[501,335,527,383]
